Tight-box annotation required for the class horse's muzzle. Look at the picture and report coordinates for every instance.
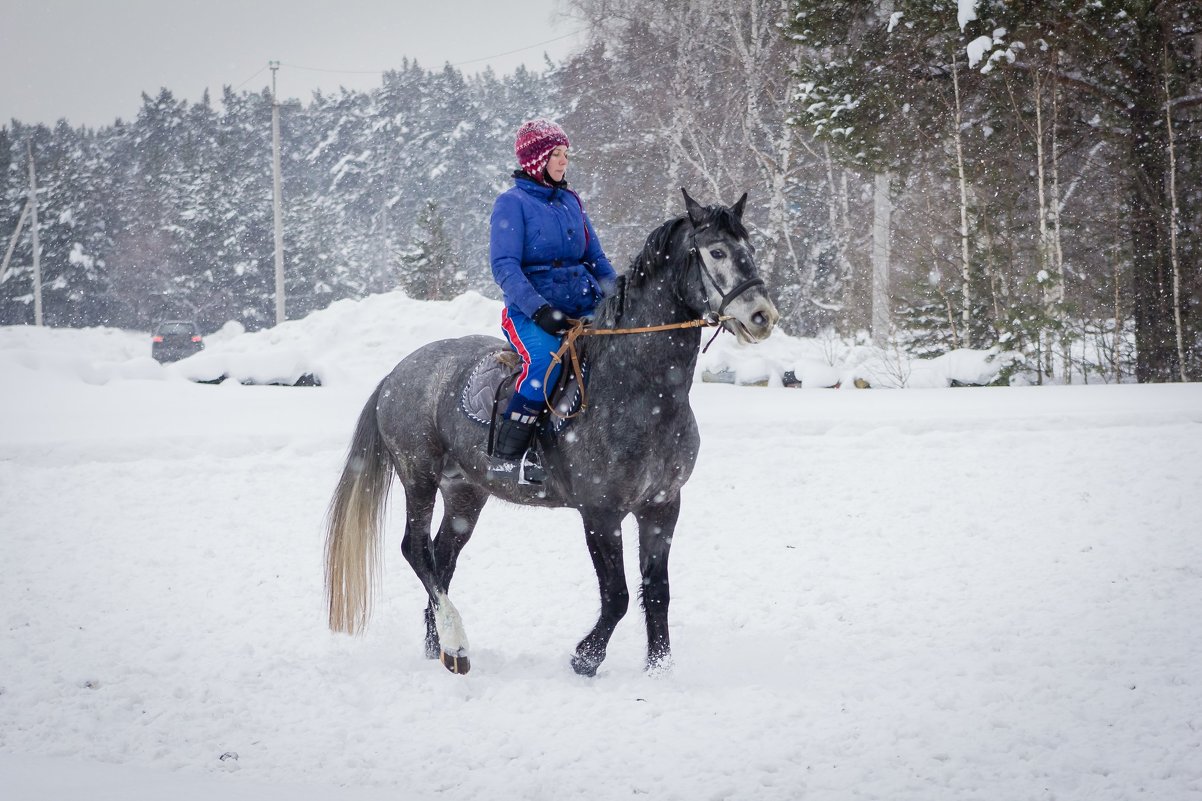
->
[729,294,779,343]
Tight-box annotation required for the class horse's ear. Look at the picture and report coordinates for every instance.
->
[731,192,748,221]
[682,187,705,226]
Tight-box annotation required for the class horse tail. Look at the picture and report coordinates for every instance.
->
[324,381,394,635]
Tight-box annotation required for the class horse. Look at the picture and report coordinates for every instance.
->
[324,188,779,676]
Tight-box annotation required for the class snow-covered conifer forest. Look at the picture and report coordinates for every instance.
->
[4,3,1202,798]
[1,0,1198,383]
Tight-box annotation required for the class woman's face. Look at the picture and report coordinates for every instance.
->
[545,146,569,182]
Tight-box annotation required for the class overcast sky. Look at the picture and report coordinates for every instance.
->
[2,0,584,129]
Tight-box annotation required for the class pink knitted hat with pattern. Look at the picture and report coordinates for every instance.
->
[514,119,570,181]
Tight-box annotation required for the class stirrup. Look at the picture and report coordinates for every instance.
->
[486,450,543,484]
[518,449,545,485]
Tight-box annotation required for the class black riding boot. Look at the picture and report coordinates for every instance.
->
[488,414,546,484]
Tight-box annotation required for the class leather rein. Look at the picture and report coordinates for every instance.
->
[541,314,730,420]
[541,244,764,419]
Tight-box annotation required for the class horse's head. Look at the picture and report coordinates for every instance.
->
[681,188,779,344]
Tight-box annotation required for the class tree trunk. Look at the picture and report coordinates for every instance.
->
[1128,21,1175,382]
[1051,58,1069,383]
[1033,68,1052,382]
[871,171,893,346]
[1164,64,1186,382]
[951,56,973,343]
[1113,246,1124,383]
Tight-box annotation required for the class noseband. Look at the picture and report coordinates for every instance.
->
[688,236,765,322]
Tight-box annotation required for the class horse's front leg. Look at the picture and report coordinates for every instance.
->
[400,477,471,674]
[572,508,629,677]
[635,496,679,672]
[423,480,488,662]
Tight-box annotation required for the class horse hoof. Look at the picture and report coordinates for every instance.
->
[646,655,674,676]
[570,654,599,677]
[440,650,471,674]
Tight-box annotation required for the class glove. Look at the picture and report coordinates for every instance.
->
[532,305,572,336]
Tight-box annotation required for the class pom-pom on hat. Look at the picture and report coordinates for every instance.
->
[515,119,570,181]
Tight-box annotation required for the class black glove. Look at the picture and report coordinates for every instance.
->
[532,305,572,335]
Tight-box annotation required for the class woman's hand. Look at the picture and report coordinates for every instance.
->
[533,305,572,335]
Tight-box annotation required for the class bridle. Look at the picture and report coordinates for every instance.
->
[688,230,765,323]
[540,224,765,420]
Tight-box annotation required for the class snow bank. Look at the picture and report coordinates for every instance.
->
[171,292,502,386]
[3,290,1015,390]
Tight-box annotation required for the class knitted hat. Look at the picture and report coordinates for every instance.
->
[514,119,570,181]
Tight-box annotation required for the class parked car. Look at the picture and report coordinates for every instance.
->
[151,320,205,363]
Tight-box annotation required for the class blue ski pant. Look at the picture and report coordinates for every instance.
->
[501,306,563,414]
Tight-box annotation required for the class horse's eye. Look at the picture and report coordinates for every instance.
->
[709,249,726,259]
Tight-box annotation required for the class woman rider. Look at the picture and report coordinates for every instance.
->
[488,119,617,482]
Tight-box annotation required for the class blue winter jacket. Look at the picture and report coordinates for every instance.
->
[490,175,617,320]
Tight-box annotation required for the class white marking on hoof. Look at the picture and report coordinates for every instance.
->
[646,654,675,678]
[432,592,469,658]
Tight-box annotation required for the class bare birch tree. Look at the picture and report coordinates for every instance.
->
[564,0,828,331]
[1164,64,1185,382]
[950,54,974,339]
[871,171,893,345]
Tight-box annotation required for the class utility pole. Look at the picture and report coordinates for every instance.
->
[0,199,31,286]
[28,142,43,326]
[270,60,286,326]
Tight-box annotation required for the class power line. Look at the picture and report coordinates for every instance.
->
[451,29,586,67]
[274,28,587,78]
[277,62,385,76]
[235,64,270,90]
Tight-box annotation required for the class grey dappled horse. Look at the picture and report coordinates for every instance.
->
[324,189,779,676]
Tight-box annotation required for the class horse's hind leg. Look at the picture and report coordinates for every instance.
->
[572,508,629,677]
[636,497,680,672]
[423,480,488,662]
[399,474,472,674]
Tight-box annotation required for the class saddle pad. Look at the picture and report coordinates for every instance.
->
[459,350,587,436]
[460,351,520,425]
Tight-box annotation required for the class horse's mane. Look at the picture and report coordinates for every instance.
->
[626,217,689,289]
[588,203,747,333]
[625,204,749,289]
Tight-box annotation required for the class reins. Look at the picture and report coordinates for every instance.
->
[542,314,730,419]
[539,207,763,421]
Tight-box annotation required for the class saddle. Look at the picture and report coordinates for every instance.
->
[459,350,587,440]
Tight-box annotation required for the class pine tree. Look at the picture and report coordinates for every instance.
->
[790,0,1202,380]
[396,200,465,301]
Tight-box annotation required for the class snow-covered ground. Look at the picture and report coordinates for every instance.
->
[2,293,1201,800]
